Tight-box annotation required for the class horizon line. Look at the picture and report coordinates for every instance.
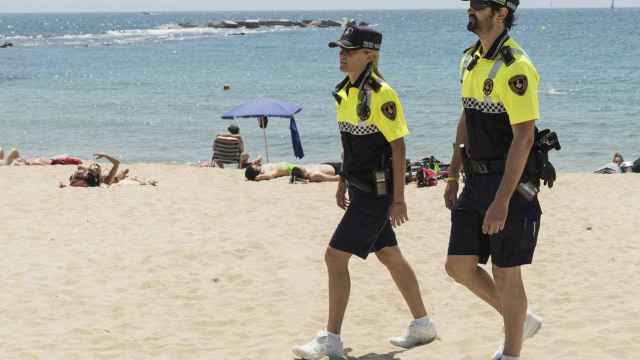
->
[0,6,638,14]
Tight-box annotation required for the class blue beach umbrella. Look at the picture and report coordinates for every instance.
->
[222,97,304,162]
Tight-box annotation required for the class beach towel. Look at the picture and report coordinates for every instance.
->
[50,156,83,165]
[290,117,304,159]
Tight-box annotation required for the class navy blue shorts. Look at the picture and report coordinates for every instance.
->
[448,175,542,268]
[330,186,397,259]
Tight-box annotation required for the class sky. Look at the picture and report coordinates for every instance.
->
[0,0,637,13]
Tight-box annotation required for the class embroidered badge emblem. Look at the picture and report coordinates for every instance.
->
[483,79,494,96]
[381,101,397,121]
[508,75,528,96]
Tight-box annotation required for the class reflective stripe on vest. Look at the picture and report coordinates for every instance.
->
[483,48,527,103]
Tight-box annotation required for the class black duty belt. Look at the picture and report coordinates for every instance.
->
[464,158,506,175]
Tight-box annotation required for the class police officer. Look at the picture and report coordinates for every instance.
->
[292,23,437,360]
[444,1,543,360]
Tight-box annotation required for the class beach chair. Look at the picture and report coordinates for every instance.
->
[211,136,243,168]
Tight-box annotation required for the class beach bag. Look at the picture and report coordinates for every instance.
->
[416,167,438,188]
[632,157,640,173]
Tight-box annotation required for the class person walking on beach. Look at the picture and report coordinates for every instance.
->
[443,1,543,359]
[292,23,437,360]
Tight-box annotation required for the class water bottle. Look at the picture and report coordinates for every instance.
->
[517,182,539,201]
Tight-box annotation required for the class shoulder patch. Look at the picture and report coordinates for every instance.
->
[508,75,528,96]
[381,101,397,121]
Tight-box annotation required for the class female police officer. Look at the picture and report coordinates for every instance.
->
[292,23,437,360]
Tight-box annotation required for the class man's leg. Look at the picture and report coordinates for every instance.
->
[445,255,502,314]
[375,246,426,318]
[325,247,352,334]
[492,265,527,358]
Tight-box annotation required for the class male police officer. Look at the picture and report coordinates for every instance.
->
[444,1,543,359]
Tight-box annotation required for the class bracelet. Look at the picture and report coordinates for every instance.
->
[446,176,459,183]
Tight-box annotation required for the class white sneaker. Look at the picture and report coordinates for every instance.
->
[389,318,438,349]
[492,312,543,359]
[523,312,543,339]
[292,331,344,360]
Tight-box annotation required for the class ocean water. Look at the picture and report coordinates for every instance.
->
[1,9,639,170]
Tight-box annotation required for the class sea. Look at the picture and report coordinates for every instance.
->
[1,9,639,170]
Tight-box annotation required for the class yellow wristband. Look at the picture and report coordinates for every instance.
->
[446,177,459,183]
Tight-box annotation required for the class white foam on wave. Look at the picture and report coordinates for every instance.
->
[545,86,567,96]
[4,23,303,47]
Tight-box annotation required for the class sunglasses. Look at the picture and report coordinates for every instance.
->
[469,0,493,10]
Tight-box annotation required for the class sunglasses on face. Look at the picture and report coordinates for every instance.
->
[469,0,493,10]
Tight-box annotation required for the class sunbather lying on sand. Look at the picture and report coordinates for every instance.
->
[0,147,81,166]
[62,153,157,187]
[244,158,341,182]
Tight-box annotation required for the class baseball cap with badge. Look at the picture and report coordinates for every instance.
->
[328,24,382,51]
[462,0,519,11]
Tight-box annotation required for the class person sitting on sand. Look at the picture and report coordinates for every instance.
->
[244,158,341,182]
[594,152,633,174]
[64,153,156,187]
[213,124,251,168]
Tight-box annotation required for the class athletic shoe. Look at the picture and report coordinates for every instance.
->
[492,312,543,359]
[389,318,438,349]
[292,331,344,360]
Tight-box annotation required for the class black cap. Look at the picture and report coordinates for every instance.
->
[328,24,382,51]
[462,0,519,11]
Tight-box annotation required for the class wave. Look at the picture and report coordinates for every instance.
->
[2,23,302,48]
[545,87,567,96]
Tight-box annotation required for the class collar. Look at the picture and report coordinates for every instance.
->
[344,67,370,95]
[482,29,510,60]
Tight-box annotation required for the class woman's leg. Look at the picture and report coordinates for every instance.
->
[115,169,130,182]
[5,148,21,165]
[376,246,427,319]
[325,247,353,334]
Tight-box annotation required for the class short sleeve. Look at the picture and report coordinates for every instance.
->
[372,86,410,142]
[500,60,540,125]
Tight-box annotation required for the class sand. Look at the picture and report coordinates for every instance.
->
[1,165,639,360]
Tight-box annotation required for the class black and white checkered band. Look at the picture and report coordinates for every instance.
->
[338,121,380,136]
[462,97,506,114]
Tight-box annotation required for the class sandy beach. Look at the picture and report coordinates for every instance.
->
[1,165,639,360]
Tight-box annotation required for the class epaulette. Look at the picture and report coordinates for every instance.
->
[366,75,382,92]
[333,77,350,104]
[500,46,515,66]
[463,40,481,55]
[334,76,350,92]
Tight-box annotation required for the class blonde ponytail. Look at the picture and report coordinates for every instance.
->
[369,51,384,80]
